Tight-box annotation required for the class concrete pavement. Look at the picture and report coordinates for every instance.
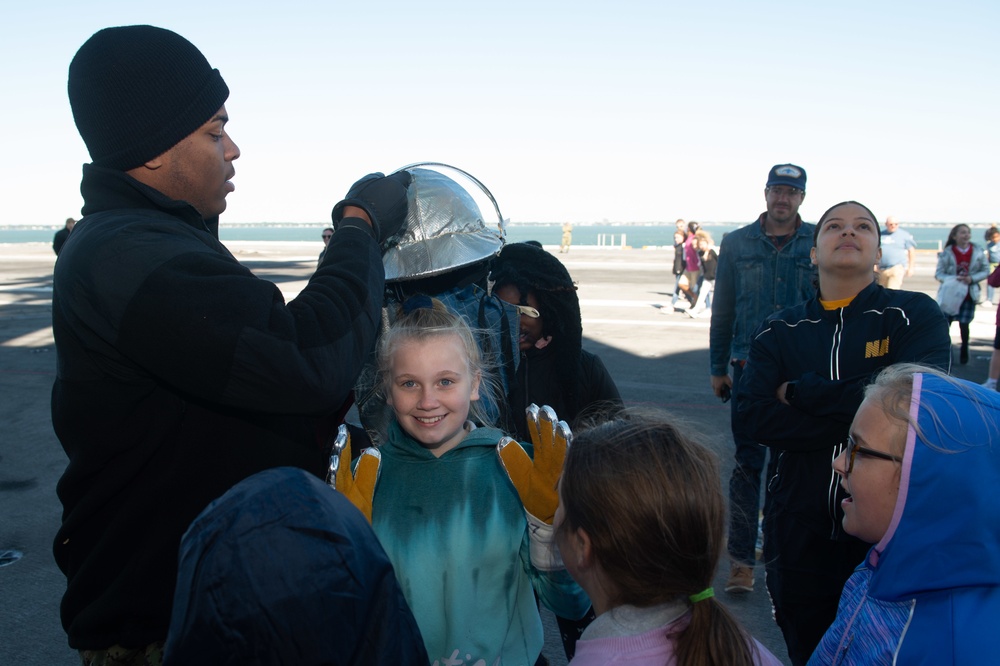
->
[1,241,992,665]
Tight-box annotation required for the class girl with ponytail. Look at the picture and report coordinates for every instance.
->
[554,411,782,666]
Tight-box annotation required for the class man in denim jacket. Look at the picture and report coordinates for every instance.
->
[709,164,816,594]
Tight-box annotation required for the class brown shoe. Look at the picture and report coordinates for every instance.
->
[725,562,754,593]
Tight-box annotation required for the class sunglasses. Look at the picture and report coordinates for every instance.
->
[767,186,804,198]
[513,304,540,319]
[844,434,903,474]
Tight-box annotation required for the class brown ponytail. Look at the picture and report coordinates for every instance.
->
[677,595,757,666]
[558,410,758,666]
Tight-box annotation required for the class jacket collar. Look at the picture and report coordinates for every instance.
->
[746,212,810,240]
[79,163,219,238]
[386,419,504,460]
[812,280,881,316]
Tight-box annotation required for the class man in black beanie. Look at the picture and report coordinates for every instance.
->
[55,25,413,664]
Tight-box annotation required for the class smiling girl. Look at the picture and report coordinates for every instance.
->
[337,296,589,665]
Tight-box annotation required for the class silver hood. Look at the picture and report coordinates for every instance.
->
[382,163,506,282]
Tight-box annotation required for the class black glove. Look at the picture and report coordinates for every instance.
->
[331,171,412,245]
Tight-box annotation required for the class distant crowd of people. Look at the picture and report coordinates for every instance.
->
[668,219,718,318]
[49,23,1000,666]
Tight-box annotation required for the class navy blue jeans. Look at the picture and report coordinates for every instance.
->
[727,361,769,566]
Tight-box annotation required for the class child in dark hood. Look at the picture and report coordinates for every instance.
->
[164,467,427,666]
[489,242,622,441]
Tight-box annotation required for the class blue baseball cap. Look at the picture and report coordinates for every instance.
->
[766,164,807,191]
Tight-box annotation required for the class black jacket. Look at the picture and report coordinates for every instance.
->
[672,239,685,275]
[506,346,622,441]
[53,227,71,255]
[701,248,718,281]
[737,282,951,539]
[52,165,384,648]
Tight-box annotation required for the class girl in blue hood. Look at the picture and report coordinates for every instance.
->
[809,363,1000,665]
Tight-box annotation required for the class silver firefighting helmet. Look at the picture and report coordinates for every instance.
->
[382,162,506,282]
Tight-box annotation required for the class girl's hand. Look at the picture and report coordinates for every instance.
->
[327,424,381,523]
[497,405,571,524]
[498,405,572,571]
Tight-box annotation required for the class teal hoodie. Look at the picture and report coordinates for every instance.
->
[370,420,589,665]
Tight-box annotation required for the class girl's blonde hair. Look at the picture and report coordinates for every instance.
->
[863,363,997,456]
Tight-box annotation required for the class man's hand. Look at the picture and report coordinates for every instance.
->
[327,424,381,522]
[711,374,732,400]
[331,171,412,245]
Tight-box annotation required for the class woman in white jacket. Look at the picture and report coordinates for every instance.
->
[934,223,989,364]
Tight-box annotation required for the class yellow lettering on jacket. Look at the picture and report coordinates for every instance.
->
[865,337,890,358]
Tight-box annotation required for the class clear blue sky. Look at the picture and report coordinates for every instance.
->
[3,0,998,226]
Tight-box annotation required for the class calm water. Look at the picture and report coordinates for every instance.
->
[3,222,992,251]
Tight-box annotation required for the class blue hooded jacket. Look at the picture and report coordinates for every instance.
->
[809,373,1000,665]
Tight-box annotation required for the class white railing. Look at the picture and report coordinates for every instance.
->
[597,233,627,248]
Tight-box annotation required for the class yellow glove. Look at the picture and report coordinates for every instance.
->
[498,404,572,571]
[326,424,381,523]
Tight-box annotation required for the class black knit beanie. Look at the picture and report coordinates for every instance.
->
[68,25,230,171]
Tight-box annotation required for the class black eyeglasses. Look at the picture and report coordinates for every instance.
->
[845,435,903,473]
[322,234,332,239]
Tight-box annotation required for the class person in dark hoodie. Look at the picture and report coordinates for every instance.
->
[164,467,427,666]
[55,25,410,663]
[488,242,622,660]
[736,201,951,665]
[489,242,622,440]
